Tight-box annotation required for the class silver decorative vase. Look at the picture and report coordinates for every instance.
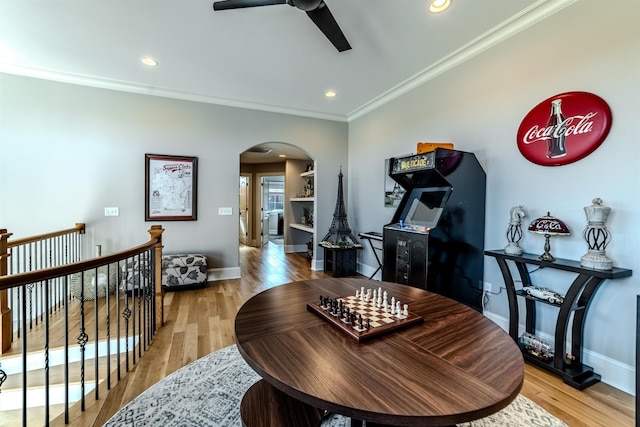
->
[580,198,613,270]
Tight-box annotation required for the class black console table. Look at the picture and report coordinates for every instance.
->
[485,249,632,389]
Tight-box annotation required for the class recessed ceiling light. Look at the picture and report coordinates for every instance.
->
[325,91,337,98]
[278,154,286,158]
[141,56,158,66]
[429,0,451,13]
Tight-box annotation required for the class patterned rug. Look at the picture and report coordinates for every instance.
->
[104,345,567,427]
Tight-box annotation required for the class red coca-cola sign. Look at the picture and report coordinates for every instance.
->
[517,92,612,166]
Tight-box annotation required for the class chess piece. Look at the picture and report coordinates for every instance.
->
[396,302,401,318]
[505,205,525,255]
[580,198,613,270]
[403,304,409,317]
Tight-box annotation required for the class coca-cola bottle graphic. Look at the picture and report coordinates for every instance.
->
[546,99,567,158]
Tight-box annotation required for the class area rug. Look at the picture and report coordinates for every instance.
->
[104,345,567,427]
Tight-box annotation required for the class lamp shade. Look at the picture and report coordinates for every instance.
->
[528,212,569,261]
[528,212,570,236]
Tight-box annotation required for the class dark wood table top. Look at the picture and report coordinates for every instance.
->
[235,278,524,426]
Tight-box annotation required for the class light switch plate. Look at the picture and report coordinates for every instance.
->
[218,207,233,216]
[104,207,119,216]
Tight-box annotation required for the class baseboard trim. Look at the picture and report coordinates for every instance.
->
[207,267,241,281]
[357,262,382,281]
[284,244,309,253]
[483,311,635,396]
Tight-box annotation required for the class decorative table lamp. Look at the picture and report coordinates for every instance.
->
[580,198,613,270]
[505,205,526,255]
[528,212,570,261]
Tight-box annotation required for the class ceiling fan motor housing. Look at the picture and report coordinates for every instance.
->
[290,0,323,11]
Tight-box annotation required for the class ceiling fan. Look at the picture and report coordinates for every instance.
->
[212,0,351,52]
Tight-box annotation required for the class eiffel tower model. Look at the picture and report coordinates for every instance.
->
[320,169,361,248]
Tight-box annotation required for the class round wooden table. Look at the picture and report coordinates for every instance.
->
[235,278,524,427]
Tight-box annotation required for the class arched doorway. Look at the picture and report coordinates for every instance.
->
[239,142,315,257]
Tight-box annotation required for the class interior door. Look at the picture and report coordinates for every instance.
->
[239,175,250,245]
[261,178,270,246]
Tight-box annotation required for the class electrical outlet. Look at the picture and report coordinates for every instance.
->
[104,207,119,217]
[218,207,233,216]
[483,281,498,294]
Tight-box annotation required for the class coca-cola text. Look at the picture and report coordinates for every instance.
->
[522,112,598,145]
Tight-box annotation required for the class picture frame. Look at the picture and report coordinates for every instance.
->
[384,158,405,208]
[145,154,198,221]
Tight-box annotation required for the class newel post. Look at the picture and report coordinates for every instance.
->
[0,229,14,353]
[148,225,164,327]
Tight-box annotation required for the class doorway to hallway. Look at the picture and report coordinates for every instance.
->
[260,175,284,246]
[239,174,250,246]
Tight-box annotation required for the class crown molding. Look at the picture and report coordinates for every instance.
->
[0,63,348,123]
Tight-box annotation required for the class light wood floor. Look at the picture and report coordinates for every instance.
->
[52,242,634,426]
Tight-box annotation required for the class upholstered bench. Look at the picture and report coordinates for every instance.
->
[162,254,208,290]
[121,257,152,292]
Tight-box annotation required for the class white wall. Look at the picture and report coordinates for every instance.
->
[348,0,639,394]
[0,75,348,277]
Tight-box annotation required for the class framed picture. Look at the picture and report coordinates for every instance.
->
[384,158,405,208]
[145,154,198,221]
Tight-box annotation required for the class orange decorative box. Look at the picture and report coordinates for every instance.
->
[416,142,454,154]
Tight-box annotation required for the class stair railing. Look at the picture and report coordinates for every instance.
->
[1,223,86,354]
[0,225,164,426]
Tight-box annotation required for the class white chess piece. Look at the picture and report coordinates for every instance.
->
[360,287,365,300]
[403,304,409,317]
[390,300,395,315]
[355,290,359,299]
[396,302,401,318]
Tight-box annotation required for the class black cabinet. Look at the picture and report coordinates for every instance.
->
[485,249,632,389]
[323,246,360,277]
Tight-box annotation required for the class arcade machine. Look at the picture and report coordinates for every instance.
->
[382,148,486,311]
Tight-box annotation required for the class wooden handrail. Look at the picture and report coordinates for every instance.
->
[0,230,160,291]
[6,223,85,248]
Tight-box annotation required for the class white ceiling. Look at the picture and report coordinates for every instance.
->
[0,0,574,125]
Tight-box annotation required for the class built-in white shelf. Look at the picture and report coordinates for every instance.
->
[289,223,313,233]
[290,197,314,202]
[300,170,315,177]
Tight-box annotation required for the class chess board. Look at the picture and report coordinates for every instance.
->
[307,294,423,342]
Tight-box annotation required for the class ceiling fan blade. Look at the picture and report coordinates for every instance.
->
[213,0,286,11]
[306,1,351,52]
